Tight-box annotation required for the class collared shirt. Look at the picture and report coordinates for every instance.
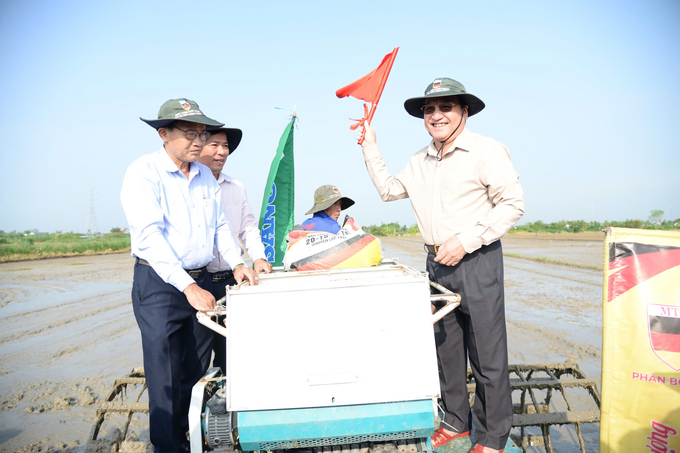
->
[207,172,267,273]
[300,211,341,234]
[362,127,524,254]
[120,148,245,291]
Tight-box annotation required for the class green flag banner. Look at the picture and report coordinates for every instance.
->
[258,115,296,266]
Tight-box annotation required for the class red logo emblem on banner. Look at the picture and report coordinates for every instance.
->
[648,304,680,371]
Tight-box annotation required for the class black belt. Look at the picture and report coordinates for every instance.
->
[424,244,441,254]
[210,270,234,283]
[136,258,207,280]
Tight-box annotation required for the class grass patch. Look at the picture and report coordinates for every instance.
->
[363,222,420,237]
[0,233,131,263]
[503,252,602,271]
[506,231,605,241]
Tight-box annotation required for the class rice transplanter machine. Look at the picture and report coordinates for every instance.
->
[190,260,459,453]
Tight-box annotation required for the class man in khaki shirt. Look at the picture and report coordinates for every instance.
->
[360,78,524,453]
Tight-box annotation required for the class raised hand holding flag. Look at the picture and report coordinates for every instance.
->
[336,47,399,144]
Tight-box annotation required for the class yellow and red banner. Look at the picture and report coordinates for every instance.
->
[601,227,680,453]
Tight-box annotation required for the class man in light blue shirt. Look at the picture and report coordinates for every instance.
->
[121,98,258,453]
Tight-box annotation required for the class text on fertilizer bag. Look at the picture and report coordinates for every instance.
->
[632,372,680,386]
[646,420,677,453]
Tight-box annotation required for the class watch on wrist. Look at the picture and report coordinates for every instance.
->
[233,263,245,272]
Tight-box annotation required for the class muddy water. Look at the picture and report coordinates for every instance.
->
[0,236,605,453]
[0,254,143,453]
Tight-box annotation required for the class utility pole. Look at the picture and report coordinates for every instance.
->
[86,189,99,236]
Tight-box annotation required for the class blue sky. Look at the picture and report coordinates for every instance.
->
[1,0,678,233]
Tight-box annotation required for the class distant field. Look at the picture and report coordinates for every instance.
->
[506,231,605,241]
[0,233,131,263]
[373,230,605,242]
[0,229,633,263]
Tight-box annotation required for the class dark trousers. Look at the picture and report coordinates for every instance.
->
[206,273,236,374]
[427,240,512,450]
[131,262,213,453]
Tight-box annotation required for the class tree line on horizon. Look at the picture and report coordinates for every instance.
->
[1,211,677,241]
[362,210,679,236]
[1,211,678,262]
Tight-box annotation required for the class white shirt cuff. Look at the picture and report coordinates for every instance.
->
[169,270,197,293]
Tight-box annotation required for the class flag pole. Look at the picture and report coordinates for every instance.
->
[358,47,399,144]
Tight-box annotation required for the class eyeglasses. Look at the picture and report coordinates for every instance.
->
[421,102,459,115]
[172,125,211,141]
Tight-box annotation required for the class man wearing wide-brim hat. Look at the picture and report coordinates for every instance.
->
[121,98,259,452]
[301,184,355,234]
[359,79,524,453]
[197,124,273,375]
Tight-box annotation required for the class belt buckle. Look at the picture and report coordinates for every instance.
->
[424,244,440,254]
[211,271,233,283]
[187,267,205,280]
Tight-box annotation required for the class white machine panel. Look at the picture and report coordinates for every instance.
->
[226,262,441,411]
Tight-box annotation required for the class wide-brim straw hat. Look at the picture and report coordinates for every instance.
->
[305,185,355,215]
[404,78,485,118]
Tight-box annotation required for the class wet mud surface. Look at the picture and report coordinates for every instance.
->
[0,236,605,452]
[380,235,603,452]
[0,254,143,452]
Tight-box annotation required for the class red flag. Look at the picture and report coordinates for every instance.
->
[336,48,398,102]
[336,47,399,143]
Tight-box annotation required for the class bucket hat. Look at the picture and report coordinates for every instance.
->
[404,78,485,118]
[140,98,224,129]
[205,126,243,154]
[305,185,355,215]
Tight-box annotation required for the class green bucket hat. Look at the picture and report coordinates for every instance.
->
[140,98,224,129]
[305,185,355,215]
[404,78,485,118]
[205,126,243,154]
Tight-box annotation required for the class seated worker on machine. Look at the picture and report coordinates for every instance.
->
[300,185,355,234]
[285,185,381,271]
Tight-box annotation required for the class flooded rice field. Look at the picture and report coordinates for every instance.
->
[0,254,143,453]
[0,233,605,452]
[380,234,604,453]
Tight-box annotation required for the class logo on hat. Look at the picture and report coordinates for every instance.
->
[179,100,191,111]
[333,188,339,193]
[433,80,441,88]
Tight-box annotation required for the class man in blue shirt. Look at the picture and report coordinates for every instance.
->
[300,185,355,234]
[121,98,258,453]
